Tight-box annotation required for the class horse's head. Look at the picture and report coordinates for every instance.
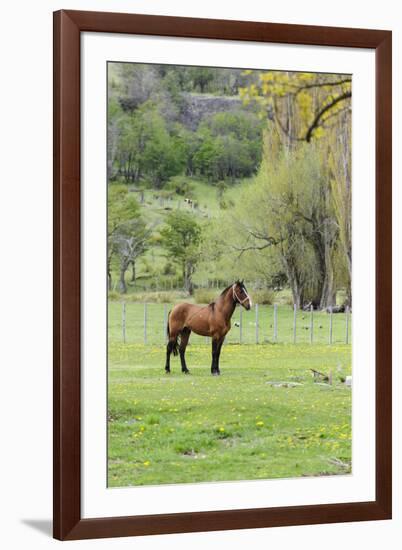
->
[232,280,252,310]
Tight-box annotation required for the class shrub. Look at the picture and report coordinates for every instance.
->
[194,288,218,304]
[124,290,188,303]
[163,262,175,275]
[250,289,274,305]
[274,289,294,306]
[108,290,120,301]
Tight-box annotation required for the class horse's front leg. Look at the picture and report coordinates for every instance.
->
[215,338,224,375]
[211,338,224,375]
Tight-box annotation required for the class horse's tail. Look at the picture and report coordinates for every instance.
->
[167,310,178,356]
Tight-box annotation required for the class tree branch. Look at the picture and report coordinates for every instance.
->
[305,91,351,142]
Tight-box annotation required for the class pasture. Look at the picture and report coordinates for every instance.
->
[108,338,352,487]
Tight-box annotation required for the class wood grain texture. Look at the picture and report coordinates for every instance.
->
[53,10,81,541]
[53,10,392,540]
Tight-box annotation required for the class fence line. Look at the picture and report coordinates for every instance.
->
[310,304,314,344]
[163,303,168,343]
[118,302,352,346]
[122,302,126,344]
[144,303,147,345]
[255,304,259,344]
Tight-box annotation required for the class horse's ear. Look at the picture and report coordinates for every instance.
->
[240,279,244,285]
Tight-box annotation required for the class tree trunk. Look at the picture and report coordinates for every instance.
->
[184,261,195,295]
[319,221,337,309]
[130,260,136,283]
[107,252,113,291]
[119,268,127,294]
[284,259,304,309]
[290,280,303,309]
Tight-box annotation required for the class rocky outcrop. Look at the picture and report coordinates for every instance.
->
[179,93,243,130]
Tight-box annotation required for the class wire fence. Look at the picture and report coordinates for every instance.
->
[109,302,351,346]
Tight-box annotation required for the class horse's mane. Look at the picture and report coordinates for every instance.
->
[207,281,245,310]
[219,280,245,296]
[219,283,234,296]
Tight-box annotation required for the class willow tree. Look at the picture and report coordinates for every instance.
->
[208,129,341,308]
[239,70,351,146]
[328,112,352,304]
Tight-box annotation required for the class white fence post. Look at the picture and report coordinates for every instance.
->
[310,304,314,344]
[255,303,259,344]
[239,307,243,344]
[329,306,333,344]
[122,302,126,344]
[144,303,147,345]
[345,306,349,344]
[164,303,168,343]
[293,304,297,344]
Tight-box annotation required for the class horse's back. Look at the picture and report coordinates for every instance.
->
[171,302,203,322]
[170,302,211,335]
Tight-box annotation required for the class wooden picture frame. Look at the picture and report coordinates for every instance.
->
[53,9,392,540]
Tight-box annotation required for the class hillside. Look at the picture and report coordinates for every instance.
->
[109,176,252,293]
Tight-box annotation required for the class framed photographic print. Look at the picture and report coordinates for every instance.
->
[53,10,392,540]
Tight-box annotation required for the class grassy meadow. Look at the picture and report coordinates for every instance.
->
[108,340,352,487]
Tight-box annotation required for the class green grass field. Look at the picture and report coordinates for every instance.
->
[108,341,352,487]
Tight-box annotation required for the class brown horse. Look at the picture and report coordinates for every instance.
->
[165,280,252,376]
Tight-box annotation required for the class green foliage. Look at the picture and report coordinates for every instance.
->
[160,211,201,258]
[108,185,140,236]
[189,66,215,93]
[251,289,275,305]
[117,104,186,186]
[107,63,352,308]
[239,70,351,143]
[192,111,263,182]
[199,131,340,308]
[193,288,218,304]
[160,212,201,293]
[166,175,194,197]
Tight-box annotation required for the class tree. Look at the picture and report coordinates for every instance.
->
[190,67,214,93]
[111,218,152,293]
[193,111,263,182]
[107,97,124,181]
[240,71,351,145]
[107,185,141,290]
[117,104,186,186]
[160,211,201,294]
[208,130,340,308]
[328,112,352,304]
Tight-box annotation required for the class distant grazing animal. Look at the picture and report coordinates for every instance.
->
[165,281,252,376]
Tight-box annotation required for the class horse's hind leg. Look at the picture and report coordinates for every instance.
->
[179,328,191,374]
[165,335,178,374]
